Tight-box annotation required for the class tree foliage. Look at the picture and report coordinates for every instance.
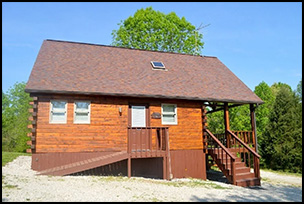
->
[207,104,251,134]
[262,86,302,173]
[254,83,274,137]
[270,82,292,97]
[296,78,302,103]
[111,7,204,55]
[2,82,31,152]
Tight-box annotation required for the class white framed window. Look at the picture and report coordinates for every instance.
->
[161,104,177,125]
[50,100,67,124]
[74,101,91,124]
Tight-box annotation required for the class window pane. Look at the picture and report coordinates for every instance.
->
[75,112,89,122]
[75,102,89,110]
[163,105,175,113]
[152,61,165,68]
[52,112,66,122]
[163,115,175,123]
[52,101,66,109]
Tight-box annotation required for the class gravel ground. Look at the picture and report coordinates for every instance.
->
[2,156,302,202]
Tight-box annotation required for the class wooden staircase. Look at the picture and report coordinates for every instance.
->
[39,151,129,176]
[205,129,261,187]
[208,149,260,187]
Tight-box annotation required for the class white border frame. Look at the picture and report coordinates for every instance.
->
[49,100,68,124]
[161,103,177,125]
[74,100,91,124]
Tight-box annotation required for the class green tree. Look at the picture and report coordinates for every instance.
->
[2,82,31,152]
[262,86,302,173]
[206,103,251,134]
[254,82,275,137]
[296,78,302,103]
[111,7,204,55]
[207,110,224,133]
[229,105,251,131]
[270,82,292,97]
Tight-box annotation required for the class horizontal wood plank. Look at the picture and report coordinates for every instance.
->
[34,94,204,152]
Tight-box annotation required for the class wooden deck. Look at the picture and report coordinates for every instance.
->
[127,127,170,179]
[130,150,167,158]
[36,127,170,179]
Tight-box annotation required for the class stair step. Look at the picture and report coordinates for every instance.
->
[230,166,251,174]
[209,149,237,155]
[220,165,251,176]
[236,177,261,187]
[235,172,255,180]
[223,161,246,168]
[217,157,242,162]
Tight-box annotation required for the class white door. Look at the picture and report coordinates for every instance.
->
[131,106,146,127]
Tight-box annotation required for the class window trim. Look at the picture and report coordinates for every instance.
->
[49,100,67,124]
[74,100,91,124]
[161,103,177,125]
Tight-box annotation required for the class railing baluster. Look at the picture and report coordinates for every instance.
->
[127,127,169,159]
[248,150,251,169]
[205,129,237,184]
[161,128,164,150]
[156,128,159,156]
[227,130,260,178]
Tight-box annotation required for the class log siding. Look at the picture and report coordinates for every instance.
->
[32,94,204,153]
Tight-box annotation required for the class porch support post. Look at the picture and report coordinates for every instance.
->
[163,156,167,180]
[127,157,131,178]
[224,102,230,148]
[250,104,258,152]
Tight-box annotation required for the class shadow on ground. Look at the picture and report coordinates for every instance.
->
[206,169,229,184]
[197,169,302,202]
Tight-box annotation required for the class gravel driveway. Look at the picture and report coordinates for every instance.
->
[2,156,302,202]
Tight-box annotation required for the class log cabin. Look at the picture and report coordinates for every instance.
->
[25,39,264,187]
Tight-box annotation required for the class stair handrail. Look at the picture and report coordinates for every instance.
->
[227,130,260,158]
[205,129,237,184]
[227,129,261,179]
[206,129,237,160]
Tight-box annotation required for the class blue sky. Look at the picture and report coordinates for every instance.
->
[2,2,302,94]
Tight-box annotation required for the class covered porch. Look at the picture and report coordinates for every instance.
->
[202,102,261,187]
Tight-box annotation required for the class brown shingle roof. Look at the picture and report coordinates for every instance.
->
[25,39,263,104]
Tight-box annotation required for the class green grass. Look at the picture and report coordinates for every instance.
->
[260,168,302,177]
[2,151,31,166]
[132,177,230,189]
[92,176,230,189]
[155,178,230,189]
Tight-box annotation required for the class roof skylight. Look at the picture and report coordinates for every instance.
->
[151,61,166,70]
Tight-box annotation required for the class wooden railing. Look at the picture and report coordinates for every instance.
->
[213,133,227,146]
[214,131,254,148]
[231,131,254,149]
[205,129,237,185]
[127,127,169,158]
[227,130,260,179]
